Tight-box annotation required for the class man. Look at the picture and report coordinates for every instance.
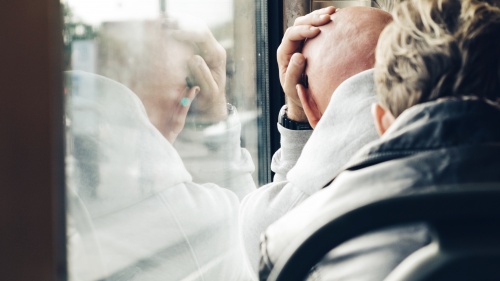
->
[240,6,392,271]
[260,0,500,279]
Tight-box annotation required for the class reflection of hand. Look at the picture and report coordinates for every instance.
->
[173,24,228,122]
[161,86,200,143]
[277,6,336,121]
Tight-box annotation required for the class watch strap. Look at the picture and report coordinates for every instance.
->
[279,105,312,130]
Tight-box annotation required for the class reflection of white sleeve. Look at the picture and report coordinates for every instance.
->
[240,121,312,273]
[175,107,256,200]
[72,181,256,281]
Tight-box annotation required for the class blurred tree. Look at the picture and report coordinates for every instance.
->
[62,2,96,69]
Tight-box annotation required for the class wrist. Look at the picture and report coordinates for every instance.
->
[192,100,228,122]
[185,103,236,131]
[286,104,308,122]
[279,105,312,130]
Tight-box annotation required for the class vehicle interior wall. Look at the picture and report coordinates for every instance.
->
[0,0,66,280]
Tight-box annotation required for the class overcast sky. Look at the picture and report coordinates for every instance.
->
[65,0,233,28]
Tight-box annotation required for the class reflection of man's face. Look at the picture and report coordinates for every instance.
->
[152,30,196,104]
[98,20,196,124]
[129,21,195,103]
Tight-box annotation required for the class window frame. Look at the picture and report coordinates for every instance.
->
[0,0,67,280]
[257,0,285,182]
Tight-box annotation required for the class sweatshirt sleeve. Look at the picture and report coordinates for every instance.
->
[239,108,313,273]
[240,180,311,273]
[271,123,313,182]
[174,105,256,201]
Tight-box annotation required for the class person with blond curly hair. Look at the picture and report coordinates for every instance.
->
[259,0,500,280]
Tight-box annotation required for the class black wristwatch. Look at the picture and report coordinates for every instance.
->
[279,106,312,130]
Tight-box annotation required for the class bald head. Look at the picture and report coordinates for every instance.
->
[302,6,392,113]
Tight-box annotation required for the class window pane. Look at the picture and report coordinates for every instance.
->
[62,0,266,279]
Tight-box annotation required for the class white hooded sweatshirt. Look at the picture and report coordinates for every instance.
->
[66,71,256,281]
[240,69,380,272]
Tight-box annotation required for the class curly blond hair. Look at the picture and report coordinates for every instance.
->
[375,0,500,117]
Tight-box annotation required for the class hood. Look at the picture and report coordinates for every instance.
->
[344,97,500,171]
[287,69,379,194]
[65,70,192,217]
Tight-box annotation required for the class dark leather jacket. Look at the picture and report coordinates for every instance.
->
[260,98,500,281]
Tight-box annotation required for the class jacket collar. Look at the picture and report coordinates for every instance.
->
[343,98,500,172]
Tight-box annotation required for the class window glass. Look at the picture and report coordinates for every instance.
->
[62,0,266,279]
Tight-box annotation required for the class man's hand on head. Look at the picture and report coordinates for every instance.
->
[277,6,337,122]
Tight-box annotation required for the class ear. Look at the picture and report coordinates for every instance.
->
[372,103,395,136]
[297,84,322,128]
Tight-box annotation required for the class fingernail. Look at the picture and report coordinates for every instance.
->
[320,14,329,19]
[292,55,305,65]
[309,26,319,31]
[184,87,200,104]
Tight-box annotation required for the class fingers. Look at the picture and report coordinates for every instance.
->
[297,84,321,128]
[172,28,226,92]
[283,53,306,102]
[188,55,219,100]
[293,6,336,26]
[167,86,200,143]
[281,6,337,51]
[277,7,337,80]
[277,26,319,86]
[171,30,226,67]
[171,29,211,44]
[177,86,200,119]
[283,25,322,42]
[187,55,227,118]
[278,26,320,61]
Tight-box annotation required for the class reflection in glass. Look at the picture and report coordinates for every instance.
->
[63,0,262,280]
